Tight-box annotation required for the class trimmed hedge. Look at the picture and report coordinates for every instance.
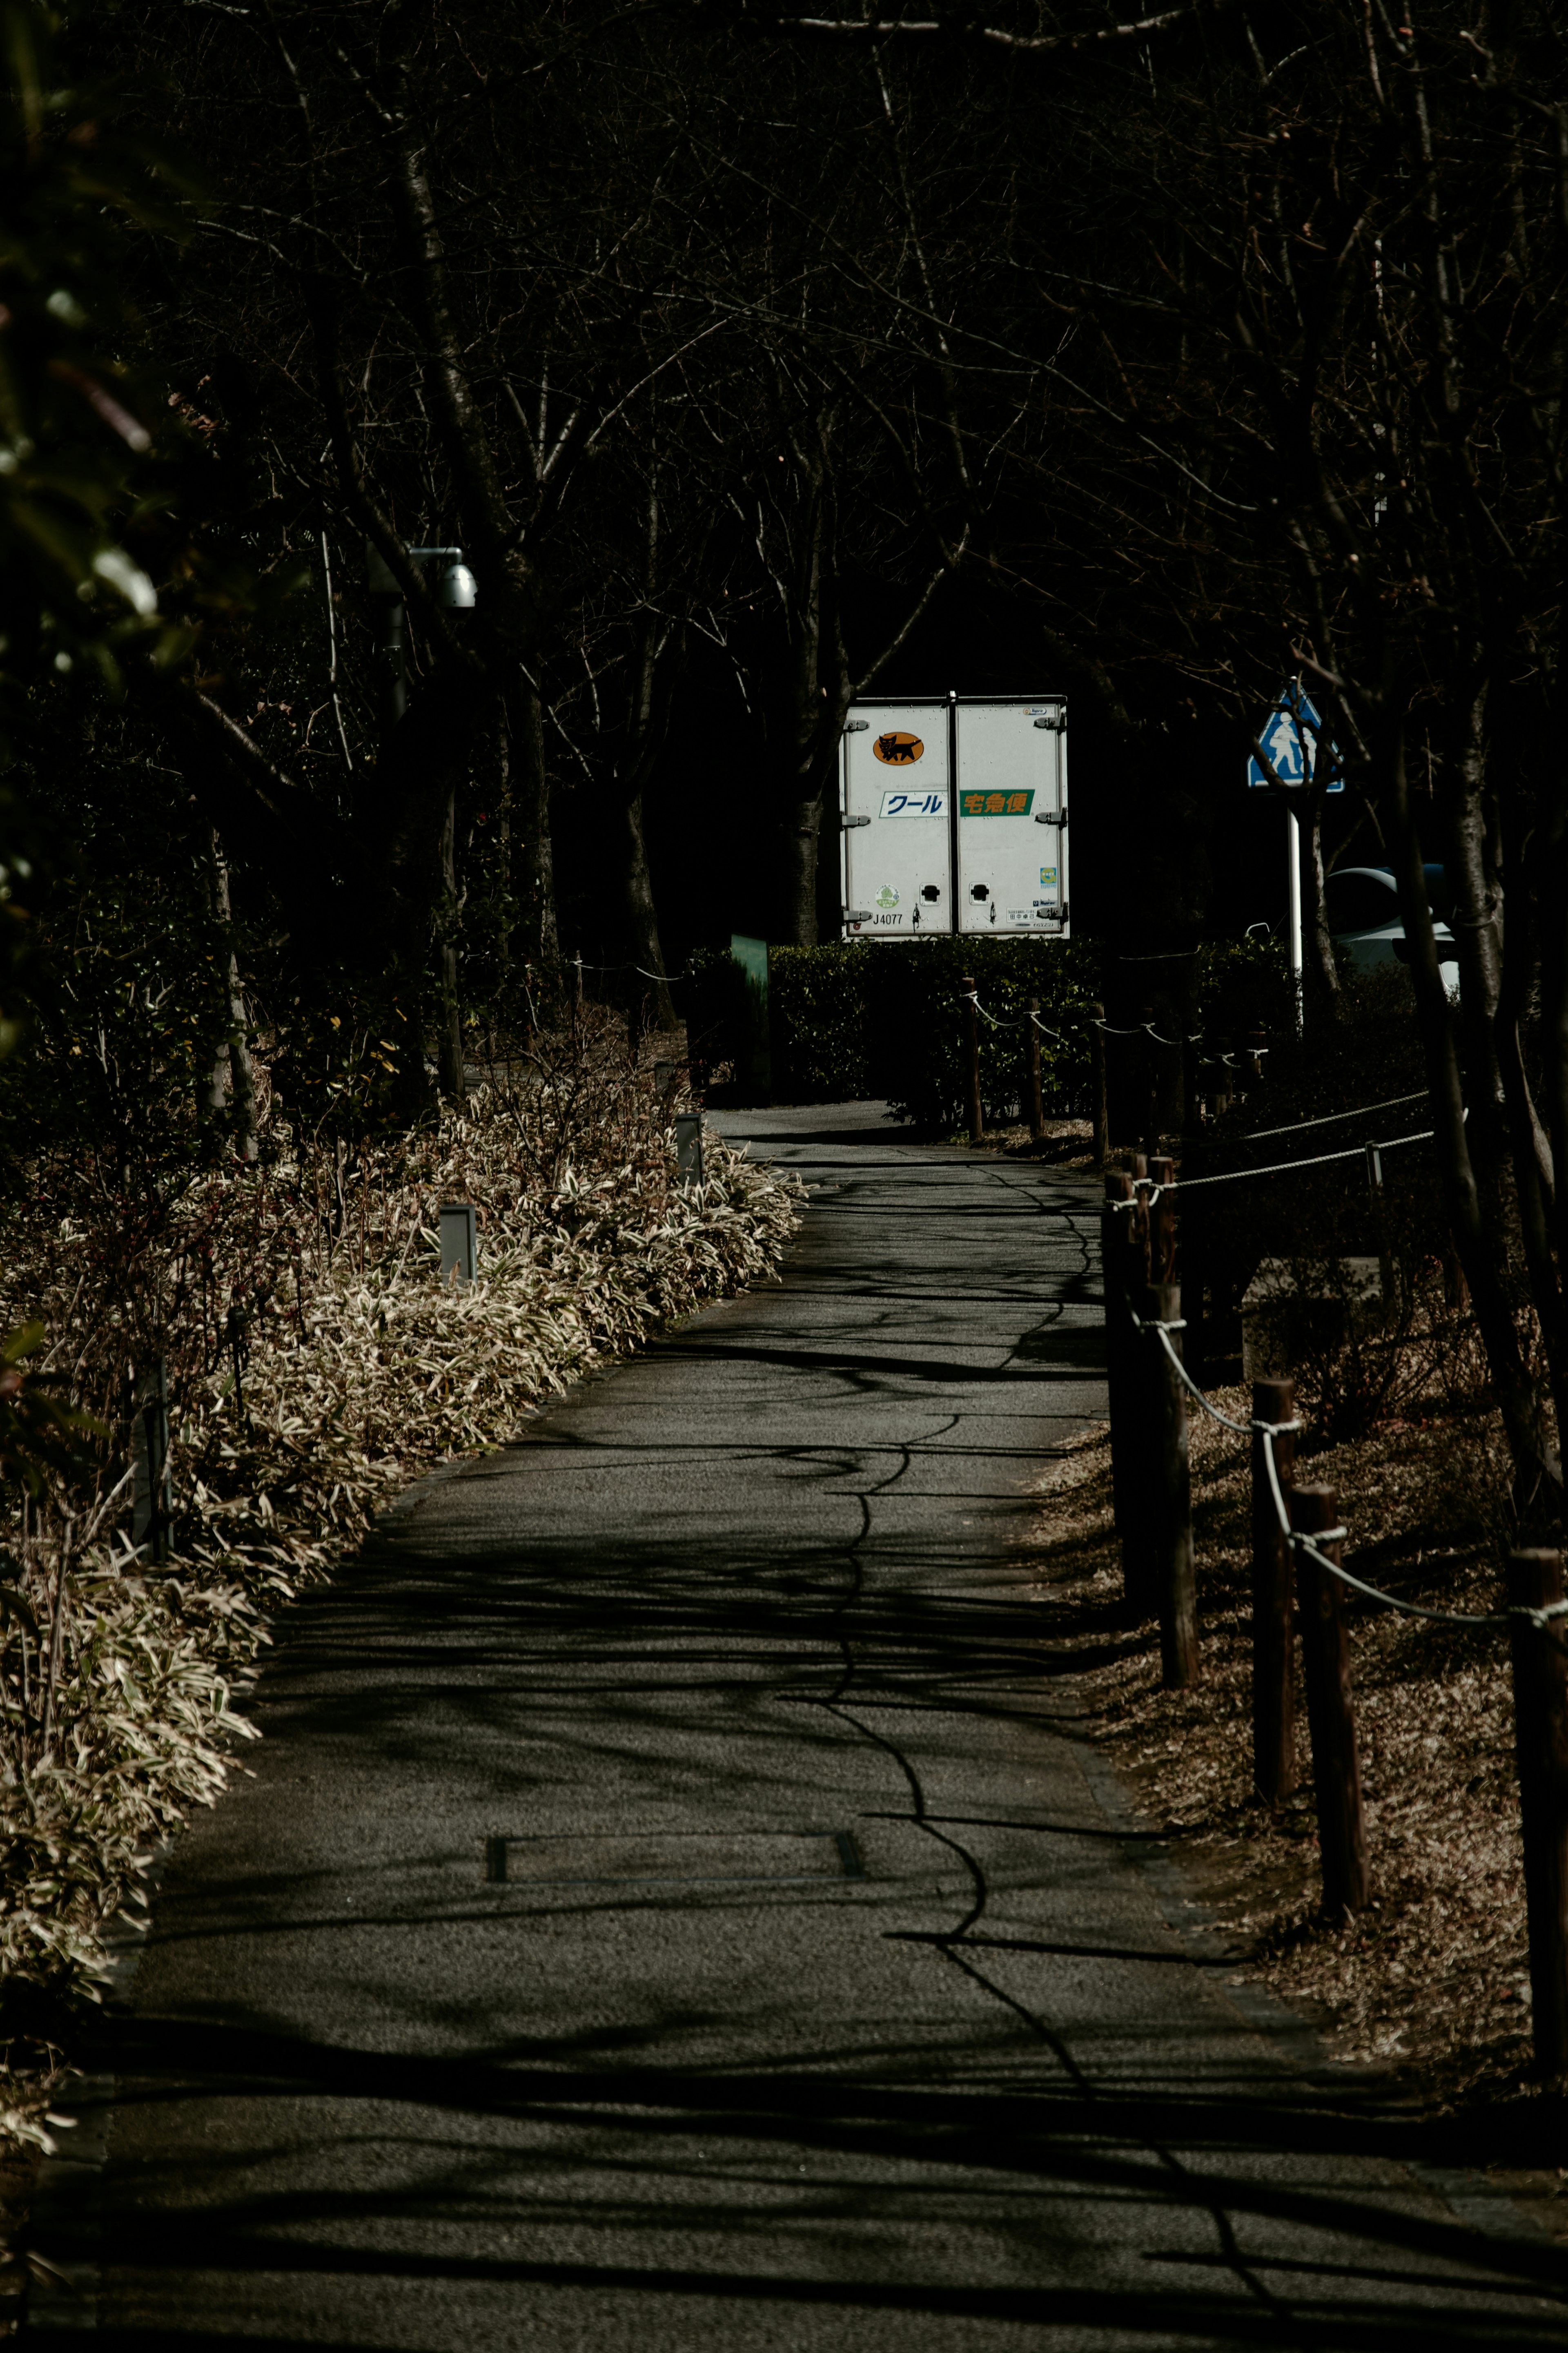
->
[677,934,1289,1133]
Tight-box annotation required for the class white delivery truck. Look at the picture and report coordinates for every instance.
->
[840,693,1069,939]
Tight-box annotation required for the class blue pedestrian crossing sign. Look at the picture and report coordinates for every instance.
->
[1248,682,1344,793]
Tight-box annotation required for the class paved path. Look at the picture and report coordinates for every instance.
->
[31,1106,1568,2348]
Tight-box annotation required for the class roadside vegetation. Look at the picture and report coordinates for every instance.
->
[0,1011,800,2154]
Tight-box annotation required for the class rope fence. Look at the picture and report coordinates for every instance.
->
[1100,1156,1568,2074]
[1128,1299,1568,1643]
[952,979,1457,1205]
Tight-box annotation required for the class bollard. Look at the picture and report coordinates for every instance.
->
[1290,1483,1371,1916]
[1025,998,1045,1143]
[1250,1377,1298,1804]
[674,1112,705,1184]
[1091,1002,1109,1170]
[961,975,983,1146]
[439,1201,478,1285]
[1505,1550,1568,2089]
[1145,1279,1198,1684]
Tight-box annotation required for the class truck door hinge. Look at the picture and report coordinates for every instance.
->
[1033,809,1067,827]
[842,814,871,829]
[844,909,871,923]
[1033,714,1066,732]
[844,720,869,733]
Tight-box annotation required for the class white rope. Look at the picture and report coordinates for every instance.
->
[1169,1126,1437,1189]
[967,991,1097,1044]
[1127,1307,1568,1638]
[1240,1090,1428,1142]
[1170,1141,1368,1185]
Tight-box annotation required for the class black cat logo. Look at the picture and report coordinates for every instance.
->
[872,730,924,765]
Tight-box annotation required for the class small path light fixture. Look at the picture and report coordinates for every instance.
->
[365,541,478,746]
[411,546,477,609]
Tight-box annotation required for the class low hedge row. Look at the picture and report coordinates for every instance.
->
[677,935,1290,1131]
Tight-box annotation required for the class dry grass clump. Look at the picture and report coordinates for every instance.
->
[1027,1384,1536,2112]
[0,1019,801,2146]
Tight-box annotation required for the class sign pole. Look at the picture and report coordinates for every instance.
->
[1249,679,1339,1040]
[1286,805,1303,1035]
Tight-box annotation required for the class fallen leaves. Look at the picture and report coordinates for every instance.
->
[1027,1386,1537,2113]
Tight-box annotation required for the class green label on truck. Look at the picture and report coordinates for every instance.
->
[959,789,1034,817]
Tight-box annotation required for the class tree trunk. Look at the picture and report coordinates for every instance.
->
[1303,791,1340,1018]
[205,826,257,1160]
[1385,712,1560,1517]
[436,780,465,1101]
[493,706,513,995]
[782,788,824,947]
[513,680,559,978]
[1445,678,1509,1218]
[619,791,676,1029]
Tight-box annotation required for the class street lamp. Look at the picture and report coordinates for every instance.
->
[364,541,478,747]
[411,546,477,609]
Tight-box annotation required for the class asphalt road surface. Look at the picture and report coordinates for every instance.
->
[28,1104,1568,2349]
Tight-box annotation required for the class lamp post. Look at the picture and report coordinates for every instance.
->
[364,542,477,751]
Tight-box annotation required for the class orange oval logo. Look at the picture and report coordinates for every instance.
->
[872,730,924,766]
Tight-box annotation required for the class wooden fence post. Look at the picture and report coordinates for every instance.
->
[1180,1036,1205,1382]
[1102,1173,1139,1597]
[1104,1167,1153,1615]
[1251,1377,1298,1804]
[1147,1154,1176,1284]
[1290,1483,1371,1916]
[130,1354,171,1565]
[1141,1005,1160,1157]
[1026,998,1045,1142]
[1505,1550,1568,2089]
[961,975,983,1146]
[1091,1002,1109,1170]
[1145,1278,1198,1685]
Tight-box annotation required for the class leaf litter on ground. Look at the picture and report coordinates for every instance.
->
[1025,1380,1568,2230]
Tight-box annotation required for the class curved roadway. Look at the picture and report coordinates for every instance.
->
[27,1104,1568,2348]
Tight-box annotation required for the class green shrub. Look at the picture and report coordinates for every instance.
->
[1194,935,1296,1038]
[679,933,1295,1131]
[860,937,1100,1129]
[769,944,873,1100]
[678,946,751,1081]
